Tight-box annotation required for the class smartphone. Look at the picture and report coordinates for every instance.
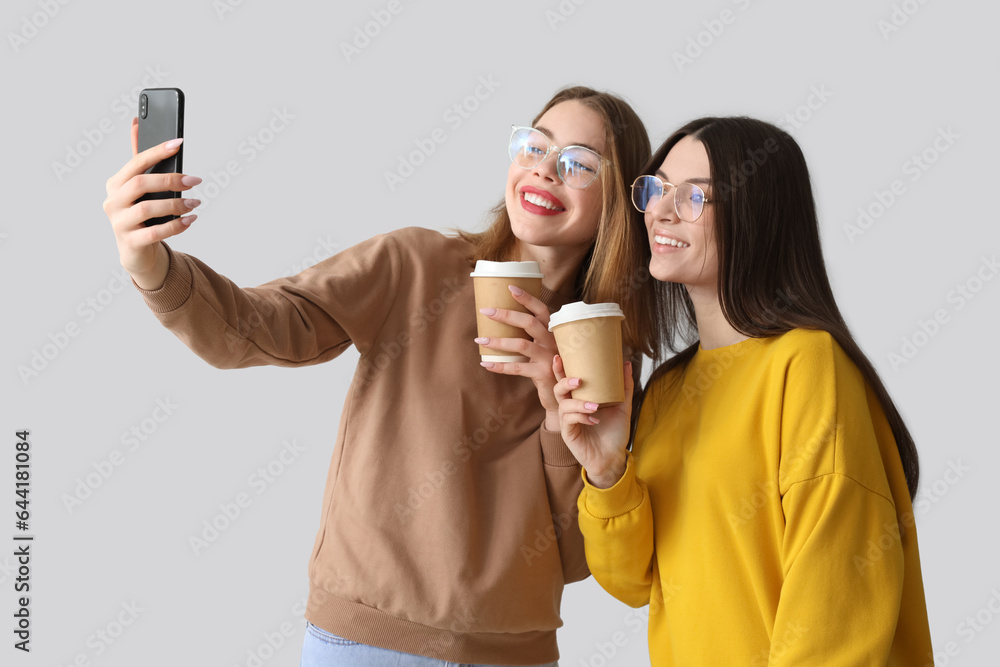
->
[136,88,185,226]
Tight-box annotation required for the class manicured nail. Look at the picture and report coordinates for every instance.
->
[480,361,495,369]
[568,377,581,388]
[183,198,201,209]
[508,285,524,296]
[589,416,600,424]
[479,308,497,316]
[181,175,202,186]
[585,402,599,411]
[180,214,197,226]
[165,138,184,150]
[474,337,489,344]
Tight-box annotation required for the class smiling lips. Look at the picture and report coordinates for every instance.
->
[520,186,566,215]
[654,234,690,248]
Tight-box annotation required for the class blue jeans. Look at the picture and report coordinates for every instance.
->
[300,621,559,667]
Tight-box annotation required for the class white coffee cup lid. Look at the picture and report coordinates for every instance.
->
[470,260,544,278]
[548,301,624,330]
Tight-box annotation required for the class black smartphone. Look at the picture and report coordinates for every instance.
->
[136,87,185,226]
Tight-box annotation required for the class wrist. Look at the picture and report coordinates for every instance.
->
[543,410,560,432]
[586,454,627,490]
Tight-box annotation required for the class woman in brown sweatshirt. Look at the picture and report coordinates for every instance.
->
[102,86,659,666]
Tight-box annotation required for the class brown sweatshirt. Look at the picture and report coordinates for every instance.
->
[131,226,607,665]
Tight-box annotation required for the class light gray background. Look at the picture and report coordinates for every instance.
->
[2,0,998,665]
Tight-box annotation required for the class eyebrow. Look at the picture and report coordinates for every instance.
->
[655,169,710,185]
[534,125,602,154]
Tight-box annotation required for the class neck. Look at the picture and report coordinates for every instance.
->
[687,283,748,350]
[515,240,590,300]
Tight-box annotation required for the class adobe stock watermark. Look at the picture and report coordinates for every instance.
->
[188,438,306,556]
[843,126,959,244]
[393,405,511,525]
[673,0,753,73]
[355,275,465,386]
[877,0,932,41]
[921,587,1000,667]
[278,236,341,277]
[339,0,415,63]
[576,578,681,667]
[545,0,590,31]
[51,65,169,183]
[886,254,997,372]
[775,85,834,134]
[728,418,840,528]
[854,458,969,575]
[194,106,295,214]
[8,0,73,53]
[17,267,135,386]
[749,620,809,666]
[419,608,478,661]
[61,398,180,514]
[54,600,144,667]
[213,0,251,21]
[232,597,308,667]
[384,75,502,192]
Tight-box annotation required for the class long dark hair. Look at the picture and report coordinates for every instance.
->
[636,117,920,500]
[452,86,658,358]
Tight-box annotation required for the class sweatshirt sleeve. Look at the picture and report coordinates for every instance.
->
[538,424,589,584]
[770,330,906,664]
[576,451,655,607]
[131,234,401,369]
[769,474,904,665]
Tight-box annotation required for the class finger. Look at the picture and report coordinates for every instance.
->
[481,307,551,342]
[119,173,202,206]
[553,374,584,402]
[507,285,551,328]
[132,213,198,247]
[474,336,545,360]
[479,359,547,379]
[130,117,138,157]
[121,197,200,231]
[552,354,566,383]
[106,137,183,195]
[564,411,600,427]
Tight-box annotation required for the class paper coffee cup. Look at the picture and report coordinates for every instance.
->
[470,260,544,362]
[548,302,626,405]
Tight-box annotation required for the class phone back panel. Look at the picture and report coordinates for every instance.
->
[137,88,184,226]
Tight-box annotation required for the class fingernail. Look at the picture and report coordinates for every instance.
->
[474,337,489,344]
[569,378,581,388]
[589,416,600,424]
[480,361,495,369]
[183,198,201,209]
[180,214,197,226]
[479,308,497,316]
[585,402,599,411]
[181,175,202,186]
[508,285,524,296]
[165,138,184,150]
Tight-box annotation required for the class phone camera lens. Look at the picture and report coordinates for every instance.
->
[140,94,147,119]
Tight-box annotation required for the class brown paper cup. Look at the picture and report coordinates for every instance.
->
[473,275,543,362]
[550,304,625,406]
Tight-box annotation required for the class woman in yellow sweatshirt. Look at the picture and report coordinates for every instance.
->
[551,116,934,665]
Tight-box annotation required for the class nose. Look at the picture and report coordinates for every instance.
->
[648,186,678,223]
[531,152,559,183]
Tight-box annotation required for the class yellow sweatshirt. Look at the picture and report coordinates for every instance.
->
[577,329,933,665]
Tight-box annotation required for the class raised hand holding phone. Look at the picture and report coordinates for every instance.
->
[552,354,633,489]
[102,90,202,291]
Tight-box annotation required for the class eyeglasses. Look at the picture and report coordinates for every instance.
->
[508,125,603,189]
[630,175,712,222]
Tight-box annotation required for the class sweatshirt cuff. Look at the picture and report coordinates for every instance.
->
[131,242,194,313]
[581,451,645,519]
[539,423,580,467]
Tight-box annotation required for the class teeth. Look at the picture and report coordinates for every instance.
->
[655,235,690,248]
[523,192,564,211]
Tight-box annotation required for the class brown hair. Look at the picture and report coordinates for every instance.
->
[451,86,658,358]
[637,116,921,500]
